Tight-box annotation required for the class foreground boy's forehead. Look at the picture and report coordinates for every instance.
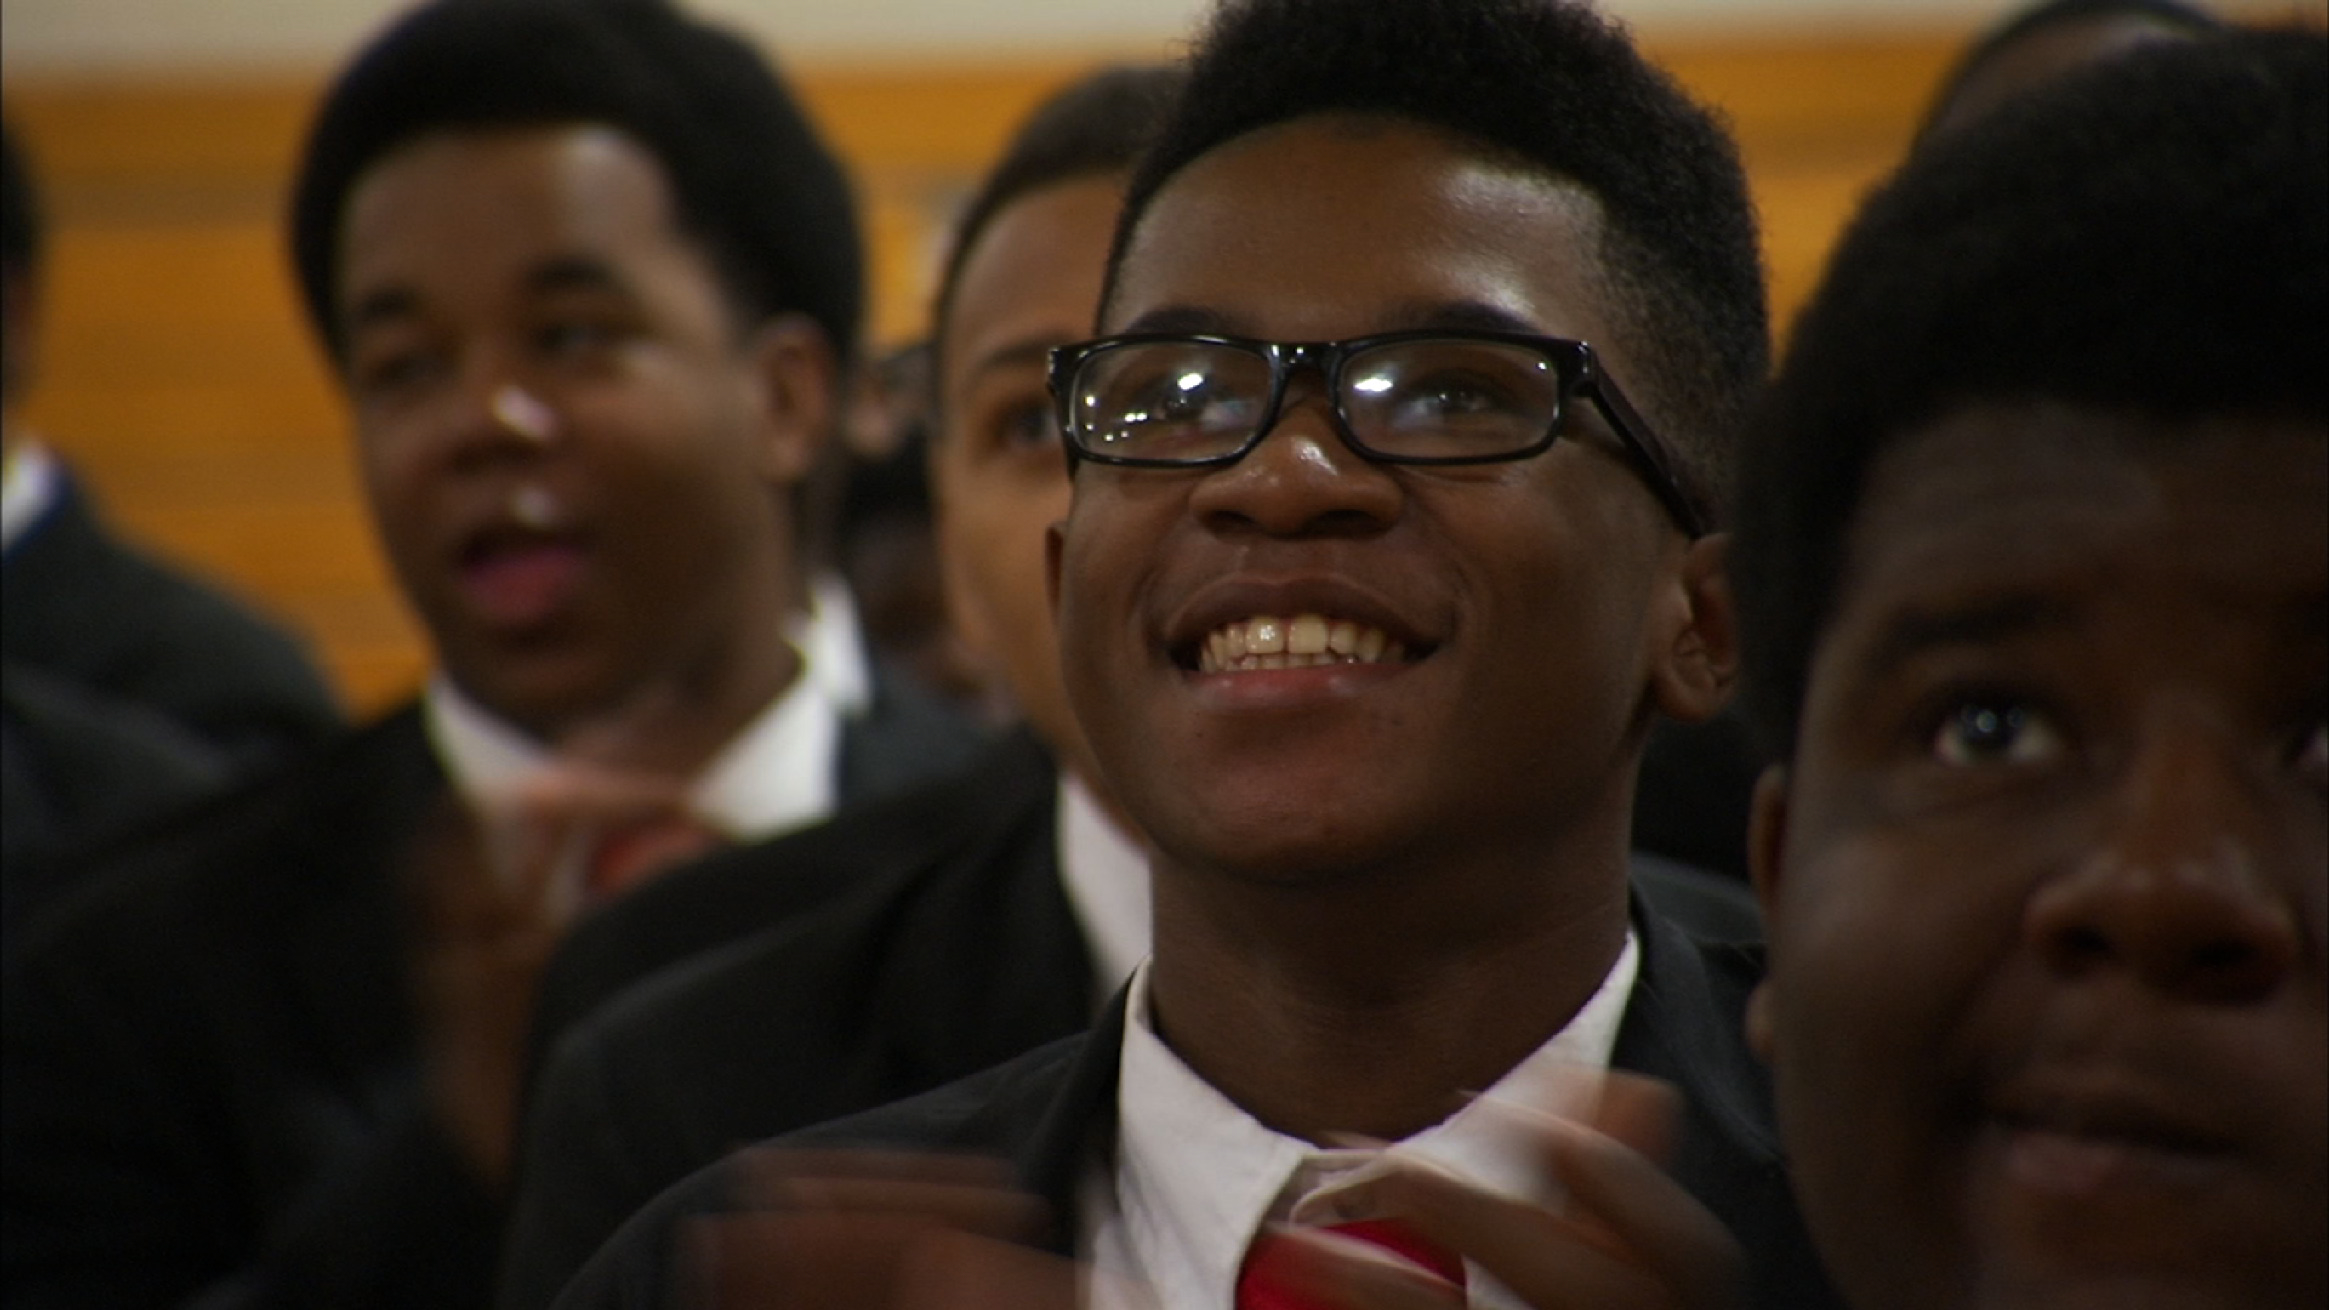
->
[1843,404,2328,594]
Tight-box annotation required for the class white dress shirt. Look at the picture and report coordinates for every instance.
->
[1055,774,1151,1006]
[1,438,62,554]
[425,573,874,849]
[1086,932,1641,1309]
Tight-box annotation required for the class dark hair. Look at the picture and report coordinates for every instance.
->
[1101,0,1766,506]
[2,118,39,283]
[289,0,861,367]
[1916,0,2225,143]
[928,64,1183,392]
[1733,29,2328,760]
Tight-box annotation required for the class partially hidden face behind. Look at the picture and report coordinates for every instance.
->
[1048,114,1730,888]
[931,175,1122,783]
[337,125,828,740]
[1752,404,2328,1310]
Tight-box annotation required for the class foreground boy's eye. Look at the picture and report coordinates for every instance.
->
[1931,700,2062,766]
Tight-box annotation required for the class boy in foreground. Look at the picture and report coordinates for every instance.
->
[1735,28,2326,1310]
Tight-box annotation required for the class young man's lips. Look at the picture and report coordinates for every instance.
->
[457,536,589,630]
[1980,1082,2243,1198]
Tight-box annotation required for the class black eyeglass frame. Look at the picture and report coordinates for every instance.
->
[1047,328,1710,537]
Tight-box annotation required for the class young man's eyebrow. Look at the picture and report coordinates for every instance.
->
[1115,300,1546,341]
[963,336,1060,380]
[1859,592,2069,680]
[524,254,634,298]
[344,286,421,337]
[1390,299,1543,335]
[1116,305,1236,336]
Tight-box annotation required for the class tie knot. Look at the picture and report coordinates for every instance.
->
[1236,1217,1465,1309]
[586,811,723,899]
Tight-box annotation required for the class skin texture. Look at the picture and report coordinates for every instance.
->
[1047,113,1734,1143]
[337,125,831,765]
[930,175,1122,793]
[1749,404,2329,1310]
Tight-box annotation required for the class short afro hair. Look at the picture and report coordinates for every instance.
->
[1915,0,2224,144]
[928,63,1182,396]
[290,0,862,368]
[1101,0,1767,508]
[2,118,39,283]
[1732,28,2328,761]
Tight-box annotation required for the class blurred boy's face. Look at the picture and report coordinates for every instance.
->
[1752,403,2327,1310]
[931,175,1120,782]
[337,126,823,738]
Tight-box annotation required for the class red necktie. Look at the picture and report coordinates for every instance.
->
[585,812,723,899]
[1236,1218,1467,1309]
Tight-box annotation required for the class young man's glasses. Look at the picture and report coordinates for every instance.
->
[1048,329,1709,536]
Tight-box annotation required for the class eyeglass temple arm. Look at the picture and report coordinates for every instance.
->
[1581,370,1712,538]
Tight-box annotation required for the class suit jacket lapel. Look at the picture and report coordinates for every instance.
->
[1010,986,1128,1257]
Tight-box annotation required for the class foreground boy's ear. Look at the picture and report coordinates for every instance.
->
[1648,533,1740,724]
[1744,764,1790,1062]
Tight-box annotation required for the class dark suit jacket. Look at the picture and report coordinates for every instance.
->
[0,672,981,1310]
[1,473,341,769]
[497,731,1081,1310]
[521,728,1054,1077]
[497,728,1766,1310]
[549,905,1839,1310]
[2,663,235,948]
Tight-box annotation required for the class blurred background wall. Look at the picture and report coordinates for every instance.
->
[3,0,2320,713]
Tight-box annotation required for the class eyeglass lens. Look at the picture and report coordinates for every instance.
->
[1071,339,1567,463]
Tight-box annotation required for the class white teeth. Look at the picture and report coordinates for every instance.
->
[1194,612,1412,674]
[1247,616,1285,655]
[1288,614,1328,656]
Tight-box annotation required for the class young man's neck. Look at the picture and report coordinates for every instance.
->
[1142,827,1635,1144]
[495,618,806,782]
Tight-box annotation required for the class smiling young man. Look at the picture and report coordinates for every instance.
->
[552,3,1833,1307]
[1733,30,2326,1310]
[0,3,981,1307]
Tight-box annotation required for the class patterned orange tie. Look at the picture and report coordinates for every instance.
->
[1236,1217,1467,1309]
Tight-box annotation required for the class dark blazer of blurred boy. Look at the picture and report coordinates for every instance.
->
[0,3,978,1307]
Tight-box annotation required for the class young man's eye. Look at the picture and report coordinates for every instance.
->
[997,402,1059,451]
[1930,699,2063,766]
[351,347,443,401]
[537,319,620,358]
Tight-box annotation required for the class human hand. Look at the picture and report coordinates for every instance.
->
[1249,1073,1743,1310]
[409,764,708,1188]
[675,1149,1087,1310]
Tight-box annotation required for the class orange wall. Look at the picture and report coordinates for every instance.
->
[7,34,1963,713]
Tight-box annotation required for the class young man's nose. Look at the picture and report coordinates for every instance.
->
[440,357,565,471]
[2024,718,2303,1006]
[1185,383,1402,538]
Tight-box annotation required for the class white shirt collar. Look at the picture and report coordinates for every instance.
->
[791,572,873,717]
[1,439,63,554]
[1055,774,1150,1007]
[1091,931,1641,1310]
[423,577,875,841]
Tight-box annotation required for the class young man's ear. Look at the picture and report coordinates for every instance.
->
[1744,763,1790,1062]
[746,312,839,487]
[1648,533,1740,724]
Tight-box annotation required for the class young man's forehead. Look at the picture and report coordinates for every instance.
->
[1825,402,2328,666]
